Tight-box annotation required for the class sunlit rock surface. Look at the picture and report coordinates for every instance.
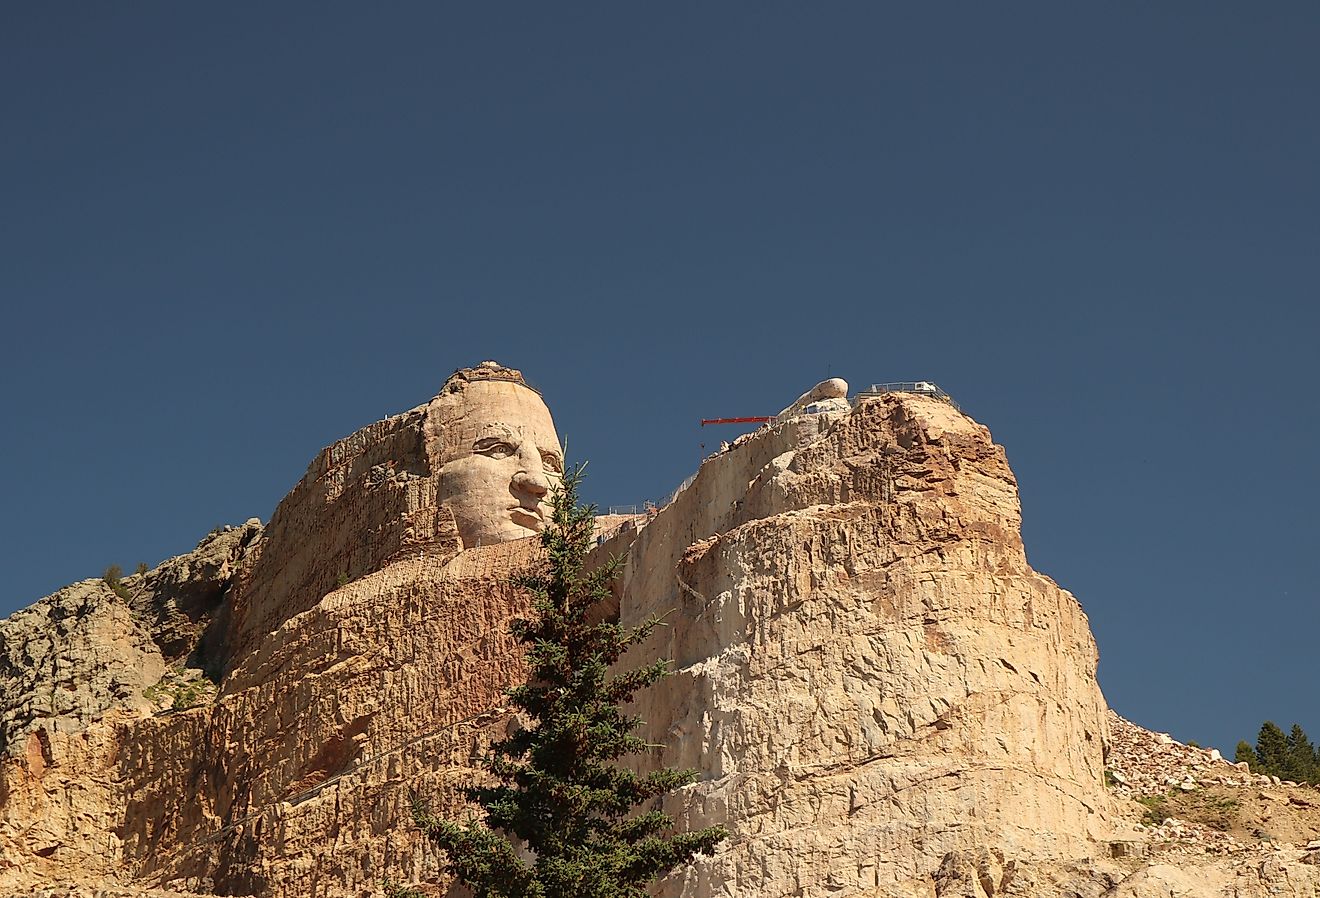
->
[3,369,1318,897]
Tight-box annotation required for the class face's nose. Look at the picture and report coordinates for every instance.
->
[512,444,550,499]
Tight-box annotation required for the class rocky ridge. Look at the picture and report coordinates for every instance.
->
[0,521,259,758]
[1,376,1318,897]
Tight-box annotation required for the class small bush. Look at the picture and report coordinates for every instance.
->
[134,561,149,576]
[171,682,204,711]
[1137,789,1241,832]
[1177,790,1239,832]
[102,565,131,600]
[1138,794,1172,826]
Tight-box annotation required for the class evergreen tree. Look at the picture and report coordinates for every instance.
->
[413,463,727,898]
[1285,724,1318,784]
[1254,721,1290,778]
[1234,740,1257,769]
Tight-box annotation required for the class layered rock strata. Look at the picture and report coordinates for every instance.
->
[4,373,1314,897]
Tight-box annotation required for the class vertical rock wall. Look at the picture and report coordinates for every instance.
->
[116,545,535,895]
[0,386,1126,897]
[0,523,258,885]
[617,395,1115,897]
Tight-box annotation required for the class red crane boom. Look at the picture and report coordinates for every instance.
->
[700,416,774,426]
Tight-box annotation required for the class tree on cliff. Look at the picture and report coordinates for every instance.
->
[1254,721,1290,775]
[412,463,727,898]
[1285,724,1319,784]
[1240,720,1320,784]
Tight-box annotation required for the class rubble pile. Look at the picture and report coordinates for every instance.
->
[1106,710,1255,798]
[1106,711,1320,860]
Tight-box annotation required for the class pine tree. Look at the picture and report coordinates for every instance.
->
[413,463,727,898]
[1234,740,1257,769]
[1254,721,1290,778]
[1285,724,1318,784]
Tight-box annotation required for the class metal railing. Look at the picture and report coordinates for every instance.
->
[853,381,961,412]
[605,502,660,516]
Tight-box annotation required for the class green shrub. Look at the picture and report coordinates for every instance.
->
[1138,794,1172,826]
[171,682,205,711]
[102,565,131,600]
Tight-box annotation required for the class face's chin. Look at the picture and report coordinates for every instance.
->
[440,469,550,548]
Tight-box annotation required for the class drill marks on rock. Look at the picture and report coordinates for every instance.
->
[284,715,374,802]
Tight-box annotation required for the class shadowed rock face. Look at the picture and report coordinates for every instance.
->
[4,371,1316,898]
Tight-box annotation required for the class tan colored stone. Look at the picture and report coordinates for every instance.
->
[429,363,563,549]
[4,370,1319,897]
[0,523,259,758]
[619,394,1115,896]
[776,376,851,421]
[221,360,560,675]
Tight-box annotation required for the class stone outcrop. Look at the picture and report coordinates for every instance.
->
[220,360,559,678]
[0,522,259,883]
[775,376,851,422]
[0,522,259,756]
[1,363,562,894]
[1,370,1317,897]
[117,544,535,894]
[621,393,1114,896]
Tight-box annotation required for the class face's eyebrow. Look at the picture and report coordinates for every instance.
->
[471,423,516,443]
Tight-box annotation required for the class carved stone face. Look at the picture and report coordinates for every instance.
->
[430,378,564,549]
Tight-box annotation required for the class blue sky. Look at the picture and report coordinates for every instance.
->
[2,3,1316,755]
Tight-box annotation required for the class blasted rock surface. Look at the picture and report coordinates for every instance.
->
[621,395,1115,896]
[0,523,259,756]
[5,376,1317,897]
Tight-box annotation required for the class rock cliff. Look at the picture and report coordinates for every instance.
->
[621,394,1113,896]
[2,370,1317,897]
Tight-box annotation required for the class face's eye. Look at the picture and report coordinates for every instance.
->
[473,437,517,459]
[540,451,564,474]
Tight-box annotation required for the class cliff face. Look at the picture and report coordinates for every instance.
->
[2,378,1317,898]
[0,522,258,880]
[619,395,1114,896]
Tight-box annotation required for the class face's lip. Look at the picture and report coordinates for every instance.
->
[509,506,545,530]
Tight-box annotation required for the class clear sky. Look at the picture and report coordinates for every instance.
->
[3,4,1317,756]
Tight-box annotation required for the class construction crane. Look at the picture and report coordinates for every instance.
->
[699,416,773,426]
